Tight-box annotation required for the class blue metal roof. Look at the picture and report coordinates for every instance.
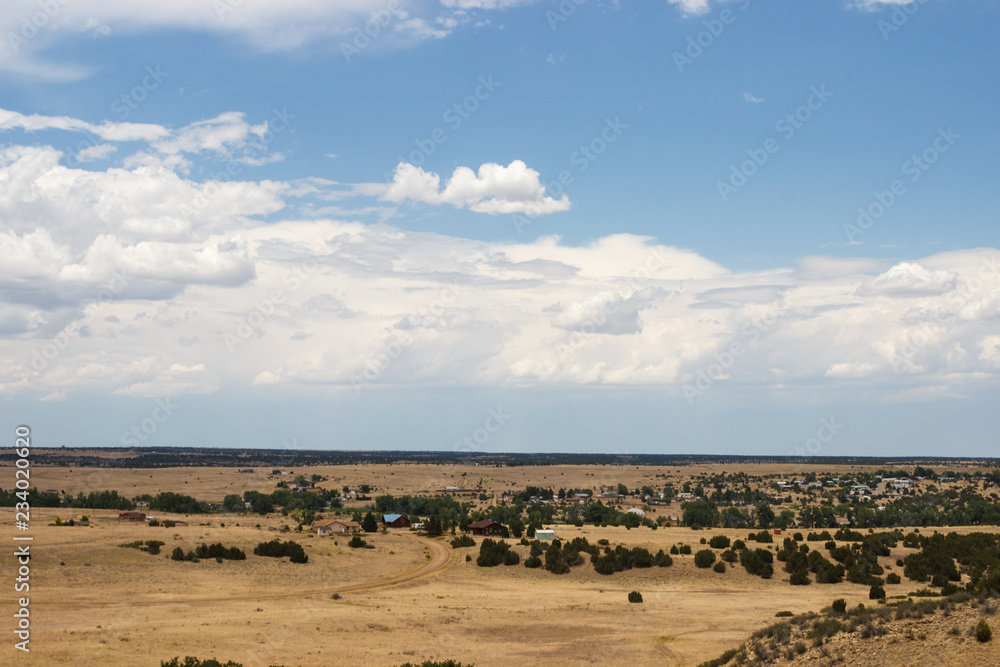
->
[383,513,403,522]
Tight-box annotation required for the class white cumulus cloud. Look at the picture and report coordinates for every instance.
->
[382,160,571,215]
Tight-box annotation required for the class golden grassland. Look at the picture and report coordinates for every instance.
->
[0,462,996,666]
[23,459,988,506]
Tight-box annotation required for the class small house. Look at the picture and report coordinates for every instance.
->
[118,511,146,522]
[535,529,556,541]
[312,520,336,536]
[382,514,411,529]
[467,519,503,536]
[330,520,361,534]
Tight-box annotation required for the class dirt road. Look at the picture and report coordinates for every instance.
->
[335,533,452,594]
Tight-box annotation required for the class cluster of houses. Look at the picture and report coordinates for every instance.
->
[441,487,479,495]
[464,520,555,541]
[772,476,921,502]
[282,480,324,494]
[777,479,826,491]
[116,511,188,526]
[311,513,412,536]
[309,514,560,542]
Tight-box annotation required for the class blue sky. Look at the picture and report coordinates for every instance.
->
[1,0,999,455]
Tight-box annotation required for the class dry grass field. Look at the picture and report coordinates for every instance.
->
[1,462,996,666]
[24,460,988,502]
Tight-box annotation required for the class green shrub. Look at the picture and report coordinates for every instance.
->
[192,543,246,561]
[120,540,164,555]
[740,548,774,579]
[808,618,843,641]
[477,538,515,567]
[628,591,643,603]
[887,573,901,584]
[525,555,542,568]
[348,535,367,549]
[775,611,794,618]
[790,570,810,586]
[835,528,863,542]
[869,585,886,600]
[832,598,847,613]
[450,535,476,549]
[709,535,731,549]
[713,561,726,573]
[694,549,716,568]
[977,619,992,643]
[254,539,307,563]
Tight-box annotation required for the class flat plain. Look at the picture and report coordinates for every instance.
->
[2,461,997,666]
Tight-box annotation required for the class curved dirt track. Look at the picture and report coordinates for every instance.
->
[336,533,452,594]
[35,533,453,608]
